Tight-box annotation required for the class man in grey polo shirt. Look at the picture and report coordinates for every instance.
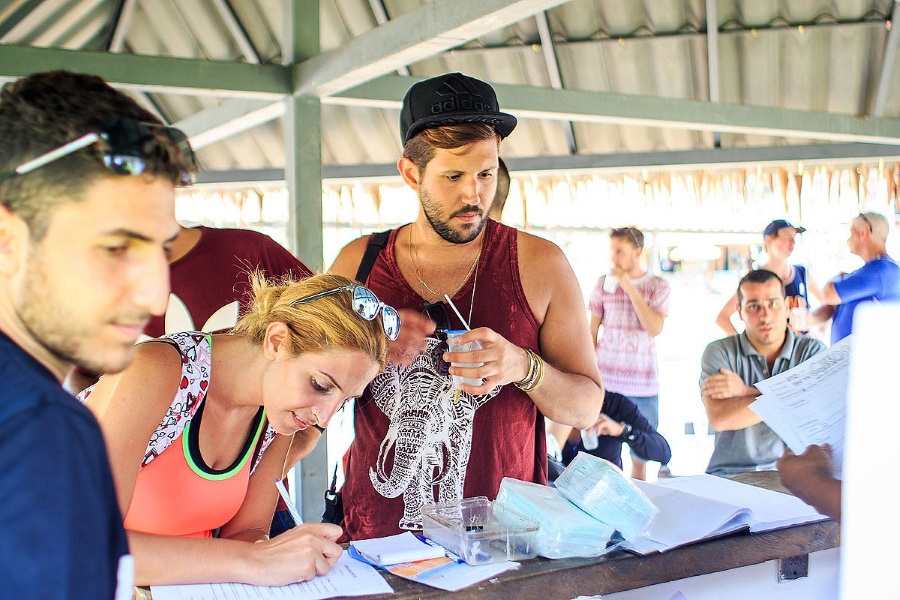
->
[700,269,825,477]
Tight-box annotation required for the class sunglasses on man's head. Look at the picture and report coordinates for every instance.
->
[0,118,197,187]
[858,213,873,233]
[291,284,401,341]
[613,226,643,249]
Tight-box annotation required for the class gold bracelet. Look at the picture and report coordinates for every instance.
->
[513,348,537,389]
[515,349,545,392]
[525,353,546,392]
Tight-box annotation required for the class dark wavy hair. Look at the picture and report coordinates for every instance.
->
[0,70,186,238]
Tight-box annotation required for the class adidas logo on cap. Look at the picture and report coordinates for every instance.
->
[429,75,496,115]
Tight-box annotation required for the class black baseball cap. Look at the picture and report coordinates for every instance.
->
[399,72,517,145]
[763,219,806,238]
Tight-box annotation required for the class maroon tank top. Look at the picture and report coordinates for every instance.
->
[340,219,546,541]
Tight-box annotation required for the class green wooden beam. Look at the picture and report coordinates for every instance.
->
[292,0,573,96]
[332,75,900,145]
[0,44,290,99]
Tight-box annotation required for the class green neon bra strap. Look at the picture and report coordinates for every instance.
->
[183,405,267,481]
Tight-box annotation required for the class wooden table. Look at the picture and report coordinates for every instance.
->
[137,471,840,599]
[362,471,840,599]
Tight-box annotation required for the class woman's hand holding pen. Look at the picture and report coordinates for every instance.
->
[248,523,343,586]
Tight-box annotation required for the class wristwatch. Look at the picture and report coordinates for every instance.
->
[620,423,636,442]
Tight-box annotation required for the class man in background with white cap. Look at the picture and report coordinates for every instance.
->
[330,72,603,540]
[810,211,900,343]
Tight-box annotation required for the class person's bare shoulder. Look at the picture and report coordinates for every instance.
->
[84,340,183,418]
[516,230,580,320]
[329,235,373,278]
[517,229,570,267]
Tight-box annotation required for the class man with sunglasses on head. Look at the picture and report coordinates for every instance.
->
[329,72,604,540]
[0,71,193,598]
[700,270,825,477]
[806,211,900,343]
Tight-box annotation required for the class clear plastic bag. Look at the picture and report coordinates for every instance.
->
[494,478,619,559]
[554,453,658,541]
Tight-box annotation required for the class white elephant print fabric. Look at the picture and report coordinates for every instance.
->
[367,336,500,530]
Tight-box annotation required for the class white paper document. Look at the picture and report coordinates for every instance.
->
[623,475,826,554]
[748,336,851,478]
[150,551,393,600]
[350,531,445,566]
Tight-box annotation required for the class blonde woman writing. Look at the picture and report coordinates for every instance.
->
[81,273,399,586]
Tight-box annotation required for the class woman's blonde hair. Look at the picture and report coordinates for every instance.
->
[233,272,389,370]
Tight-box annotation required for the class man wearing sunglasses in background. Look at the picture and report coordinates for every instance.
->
[700,270,825,477]
[330,72,604,540]
[807,211,900,343]
[0,71,194,598]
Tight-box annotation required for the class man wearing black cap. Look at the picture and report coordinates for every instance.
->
[330,72,604,540]
[715,219,823,335]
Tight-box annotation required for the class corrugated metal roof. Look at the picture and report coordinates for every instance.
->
[0,0,898,173]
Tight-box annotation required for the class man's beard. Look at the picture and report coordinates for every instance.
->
[419,186,489,244]
[16,253,137,375]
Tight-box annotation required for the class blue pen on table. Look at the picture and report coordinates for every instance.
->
[275,478,304,526]
[414,534,465,565]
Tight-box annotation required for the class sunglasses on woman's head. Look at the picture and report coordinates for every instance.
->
[0,117,197,187]
[291,284,401,341]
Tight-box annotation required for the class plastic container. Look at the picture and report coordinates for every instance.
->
[790,307,809,330]
[445,329,484,388]
[422,497,540,565]
[580,428,599,450]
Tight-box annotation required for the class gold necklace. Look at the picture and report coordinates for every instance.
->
[409,226,482,301]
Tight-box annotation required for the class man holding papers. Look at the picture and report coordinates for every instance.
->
[777,444,842,521]
[700,270,825,477]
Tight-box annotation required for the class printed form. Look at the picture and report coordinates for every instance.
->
[748,336,851,478]
[150,551,392,600]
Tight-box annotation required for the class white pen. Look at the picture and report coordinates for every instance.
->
[274,478,304,525]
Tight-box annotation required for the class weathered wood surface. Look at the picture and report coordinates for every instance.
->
[362,471,840,599]
[138,471,840,599]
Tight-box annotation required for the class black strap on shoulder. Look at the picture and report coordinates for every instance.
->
[354,228,392,284]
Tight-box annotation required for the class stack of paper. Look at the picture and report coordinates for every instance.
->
[349,532,519,592]
[350,531,445,565]
[749,336,851,479]
[381,555,518,592]
[623,474,827,555]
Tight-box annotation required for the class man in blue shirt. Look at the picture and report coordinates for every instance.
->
[810,212,900,343]
[0,71,194,598]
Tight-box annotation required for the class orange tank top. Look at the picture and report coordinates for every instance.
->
[124,400,267,538]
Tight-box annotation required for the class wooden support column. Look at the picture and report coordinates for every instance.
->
[284,0,328,524]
